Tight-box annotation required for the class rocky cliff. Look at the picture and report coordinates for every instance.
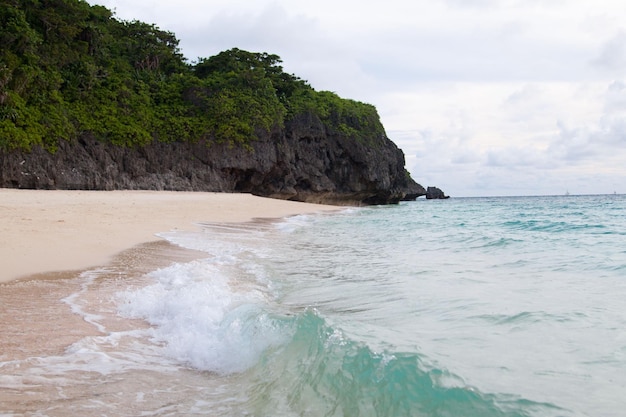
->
[0,112,425,205]
[425,186,449,199]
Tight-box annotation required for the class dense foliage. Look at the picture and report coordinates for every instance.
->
[0,0,386,152]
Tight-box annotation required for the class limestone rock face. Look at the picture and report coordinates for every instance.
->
[0,112,425,205]
[425,186,449,199]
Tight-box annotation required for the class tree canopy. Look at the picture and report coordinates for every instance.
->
[0,0,386,151]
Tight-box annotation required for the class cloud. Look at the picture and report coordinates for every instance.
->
[398,78,626,196]
[549,81,626,163]
[444,0,499,9]
[592,31,626,71]
[486,147,547,168]
[179,3,322,60]
[604,80,626,111]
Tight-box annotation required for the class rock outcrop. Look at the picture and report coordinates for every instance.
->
[425,186,449,199]
[0,112,425,205]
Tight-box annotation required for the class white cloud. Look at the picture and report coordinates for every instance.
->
[592,31,626,71]
[604,80,626,111]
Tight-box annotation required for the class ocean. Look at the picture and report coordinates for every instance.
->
[1,194,625,416]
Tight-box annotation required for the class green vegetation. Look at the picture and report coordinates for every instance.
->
[0,0,386,152]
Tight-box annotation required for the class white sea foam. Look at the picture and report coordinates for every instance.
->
[61,269,110,333]
[272,214,314,233]
[117,258,287,374]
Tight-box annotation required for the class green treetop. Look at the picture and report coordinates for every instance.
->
[0,0,387,152]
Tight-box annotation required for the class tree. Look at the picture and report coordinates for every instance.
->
[0,0,385,152]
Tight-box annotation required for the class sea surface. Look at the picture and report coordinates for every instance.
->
[1,194,625,416]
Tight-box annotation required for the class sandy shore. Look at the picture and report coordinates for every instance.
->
[0,189,338,283]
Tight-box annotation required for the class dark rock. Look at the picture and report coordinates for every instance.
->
[402,181,427,201]
[0,112,425,205]
[425,186,449,199]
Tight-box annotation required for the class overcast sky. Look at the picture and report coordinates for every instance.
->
[91,0,626,197]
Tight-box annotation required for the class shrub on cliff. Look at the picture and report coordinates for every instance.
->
[0,0,388,152]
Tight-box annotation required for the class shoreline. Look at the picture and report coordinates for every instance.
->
[0,189,338,283]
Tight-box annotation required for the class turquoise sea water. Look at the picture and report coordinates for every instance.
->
[2,194,625,416]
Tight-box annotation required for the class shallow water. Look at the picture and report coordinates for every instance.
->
[2,195,625,416]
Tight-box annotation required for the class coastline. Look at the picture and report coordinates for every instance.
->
[0,190,341,411]
[0,189,338,283]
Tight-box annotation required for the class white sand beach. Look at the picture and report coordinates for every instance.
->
[0,189,337,282]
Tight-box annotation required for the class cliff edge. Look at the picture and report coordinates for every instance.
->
[0,111,424,205]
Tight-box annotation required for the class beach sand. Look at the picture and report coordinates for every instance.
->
[0,189,337,283]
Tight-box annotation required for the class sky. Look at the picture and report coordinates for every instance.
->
[90,0,626,197]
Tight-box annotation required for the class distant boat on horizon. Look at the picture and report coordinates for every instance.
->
[565,190,570,196]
